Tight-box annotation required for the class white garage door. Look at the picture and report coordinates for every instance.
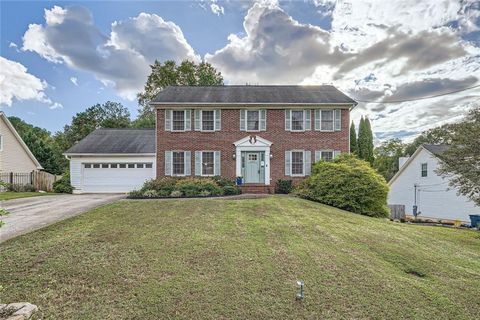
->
[82,162,154,193]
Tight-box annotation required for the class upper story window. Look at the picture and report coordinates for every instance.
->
[320,110,334,131]
[172,110,185,131]
[314,109,341,131]
[202,110,215,131]
[247,110,260,131]
[240,109,266,131]
[291,110,304,131]
[421,163,428,177]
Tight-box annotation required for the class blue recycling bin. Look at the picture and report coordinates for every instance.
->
[470,215,480,228]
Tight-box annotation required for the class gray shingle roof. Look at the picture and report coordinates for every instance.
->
[151,85,356,105]
[423,144,450,156]
[64,129,155,154]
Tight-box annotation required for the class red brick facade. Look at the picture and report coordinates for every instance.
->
[156,108,350,185]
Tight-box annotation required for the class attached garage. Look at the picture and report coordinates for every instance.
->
[64,129,156,194]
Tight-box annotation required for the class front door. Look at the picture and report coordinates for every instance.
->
[245,152,261,183]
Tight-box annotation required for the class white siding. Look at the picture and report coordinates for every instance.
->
[0,116,39,173]
[69,155,156,194]
[388,148,479,222]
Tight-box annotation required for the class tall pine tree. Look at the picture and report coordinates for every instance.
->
[350,121,357,154]
[357,116,367,160]
[364,117,375,165]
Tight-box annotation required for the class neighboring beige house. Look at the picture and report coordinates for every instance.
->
[0,112,42,173]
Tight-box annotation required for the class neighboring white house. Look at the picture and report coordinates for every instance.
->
[0,112,42,173]
[64,128,156,193]
[388,144,479,222]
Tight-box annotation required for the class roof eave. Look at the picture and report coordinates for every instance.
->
[63,153,156,156]
[150,102,357,109]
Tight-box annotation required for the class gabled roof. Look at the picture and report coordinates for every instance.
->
[0,112,42,169]
[151,85,357,106]
[422,144,450,157]
[64,128,156,155]
[388,144,450,185]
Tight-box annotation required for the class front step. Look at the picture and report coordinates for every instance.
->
[239,184,273,194]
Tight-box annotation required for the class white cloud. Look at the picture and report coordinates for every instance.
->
[70,77,78,86]
[22,6,198,99]
[49,102,63,109]
[206,0,480,140]
[198,0,226,15]
[0,56,60,109]
[210,3,225,16]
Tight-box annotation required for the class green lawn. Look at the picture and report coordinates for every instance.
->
[0,191,52,201]
[0,196,479,319]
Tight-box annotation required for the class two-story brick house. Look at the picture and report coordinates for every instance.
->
[65,85,356,193]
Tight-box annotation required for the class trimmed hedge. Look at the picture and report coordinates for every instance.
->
[295,154,389,217]
[53,171,73,194]
[128,177,241,199]
[275,179,293,194]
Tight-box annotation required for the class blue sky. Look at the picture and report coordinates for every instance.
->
[1,0,479,141]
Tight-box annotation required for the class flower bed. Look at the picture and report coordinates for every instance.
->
[127,177,241,199]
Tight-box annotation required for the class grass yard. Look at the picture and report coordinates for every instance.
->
[0,191,52,201]
[0,196,479,319]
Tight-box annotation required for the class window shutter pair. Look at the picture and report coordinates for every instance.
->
[284,150,311,176]
[285,109,311,131]
[194,151,221,176]
[164,151,191,176]
[194,110,221,131]
[314,109,342,131]
[165,109,191,131]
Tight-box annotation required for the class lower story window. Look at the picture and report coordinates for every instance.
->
[173,152,185,175]
[202,151,214,175]
[321,151,333,161]
[291,151,304,175]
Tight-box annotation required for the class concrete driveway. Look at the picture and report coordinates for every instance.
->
[0,194,124,243]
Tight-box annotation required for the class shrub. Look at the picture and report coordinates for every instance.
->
[141,177,177,194]
[275,179,293,194]
[295,154,389,217]
[53,171,73,194]
[143,190,159,198]
[170,190,183,197]
[211,176,236,187]
[8,184,36,192]
[127,190,144,199]
[176,178,223,197]
[223,185,242,195]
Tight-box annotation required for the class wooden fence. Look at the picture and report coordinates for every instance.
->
[0,171,61,192]
[388,204,406,221]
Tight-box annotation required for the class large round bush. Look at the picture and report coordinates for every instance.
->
[296,154,389,217]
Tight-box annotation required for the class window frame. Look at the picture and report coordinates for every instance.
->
[290,110,305,132]
[201,110,216,132]
[172,110,186,132]
[172,151,186,176]
[321,150,334,161]
[421,162,428,177]
[200,151,215,176]
[245,109,261,132]
[320,109,335,132]
[290,150,305,176]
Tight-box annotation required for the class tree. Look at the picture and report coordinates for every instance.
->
[404,124,455,156]
[55,101,131,152]
[364,117,374,165]
[437,107,480,206]
[350,121,357,154]
[136,60,223,127]
[8,117,66,174]
[373,138,406,181]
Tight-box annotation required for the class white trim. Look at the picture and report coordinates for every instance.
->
[63,153,155,156]
[152,103,356,109]
[290,149,305,177]
[0,112,42,169]
[171,150,186,176]
[290,110,305,132]
[234,135,272,185]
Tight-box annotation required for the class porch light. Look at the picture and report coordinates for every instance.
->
[296,280,304,301]
[233,153,236,159]
[270,152,273,159]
